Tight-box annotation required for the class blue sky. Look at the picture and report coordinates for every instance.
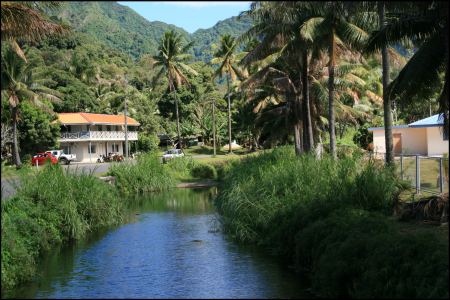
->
[118,1,252,33]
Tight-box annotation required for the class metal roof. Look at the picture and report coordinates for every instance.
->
[368,125,408,131]
[409,114,444,128]
[368,114,444,131]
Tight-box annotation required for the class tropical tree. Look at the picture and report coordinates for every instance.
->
[152,30,198,150]
[1,47,62,167]
[239,1,315,154]
[366,1,449,148]
[304,2,370,158]
[211,34,247,153]
[1,1,68,61]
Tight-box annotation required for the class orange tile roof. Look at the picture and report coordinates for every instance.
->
[57,113,139,126]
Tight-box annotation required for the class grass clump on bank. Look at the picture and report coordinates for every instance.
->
[166,156,218,181]
[108,152,175,195]
[1,164,123,290]
[215,146,448,298]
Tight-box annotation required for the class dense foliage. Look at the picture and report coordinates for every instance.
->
[1,164,123,290]
[108,152,175,195]
[215,147,447,298]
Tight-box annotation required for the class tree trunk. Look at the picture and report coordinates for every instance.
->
[379,2,394,165]
[439,7,449,140]
[294,121,303,156]
[11,106,22,168]
[302,50,314,153]
[294,93,303,156]
[328,34,337,159]
[170,78,182,151]
[226,74,233,154]
[212,98,217,157]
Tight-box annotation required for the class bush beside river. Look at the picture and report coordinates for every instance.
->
[215,147,448,298]
[1,164,123,290]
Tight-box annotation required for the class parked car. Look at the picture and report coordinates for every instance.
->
[162,149,184,163]
[32,152,58,166]
[45,150,76,165]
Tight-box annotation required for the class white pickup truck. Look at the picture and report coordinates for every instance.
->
[46,150,77,165]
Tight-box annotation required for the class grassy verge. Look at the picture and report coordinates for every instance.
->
[1,163,36,179]
[1,164,123,290]
[215,146,448,298]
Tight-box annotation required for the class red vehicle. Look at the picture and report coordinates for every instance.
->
[31,152,58,166]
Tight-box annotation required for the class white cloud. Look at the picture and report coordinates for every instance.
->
[161,1,251,8]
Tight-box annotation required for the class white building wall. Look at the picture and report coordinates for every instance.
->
[371,127,428,155]
[60,141,127,162]
[426,127,449,156]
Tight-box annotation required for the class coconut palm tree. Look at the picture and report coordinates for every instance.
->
[152,30,198,150]
[211,34,247,154]
[239,1,316,153]
[304,2,370,159]
[1,47,62,167]
[366,1,449,148]
[1,1,68,62]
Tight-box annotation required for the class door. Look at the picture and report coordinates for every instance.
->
[393,133,402,155]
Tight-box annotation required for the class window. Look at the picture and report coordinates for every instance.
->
[112,143,119,152]
[62,145,71,154]
[89,144,97,154]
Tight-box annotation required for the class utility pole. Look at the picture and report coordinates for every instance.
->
[124,95,128,159]
[212,98,216,157]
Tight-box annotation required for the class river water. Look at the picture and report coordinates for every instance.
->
[6,188,308,299]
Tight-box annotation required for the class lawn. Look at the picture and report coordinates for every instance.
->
[395,156,448,194]
[1,163,37,179]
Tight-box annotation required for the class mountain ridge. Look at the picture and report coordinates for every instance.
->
[54,1,252,62]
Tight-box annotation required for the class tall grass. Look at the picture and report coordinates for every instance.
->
[1,164,123,290]
[215,146,447,298]
[108,152,175,195]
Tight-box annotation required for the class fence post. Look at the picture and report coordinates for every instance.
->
[35,160,38,169]
[400,154,403,180]
[439,157,444,193]
[415,155,420,194]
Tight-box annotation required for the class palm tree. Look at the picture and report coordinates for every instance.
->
[1,47,62,167]
[366,1,449,149]
[377,2,394,165]
[211,34,246,154]
[239,1,316,153]
[152,30,198,150]
[305,2,369,159]
[1,1,68,61]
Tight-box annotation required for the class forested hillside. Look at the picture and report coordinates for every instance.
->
[53,1,253,61]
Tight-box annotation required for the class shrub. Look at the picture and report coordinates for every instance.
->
[214,146,449,298]
[353,123,373,150]
[191,163,217,179]
[22,154,32,165]
[108,151,175,195]
[1,164,123,290]
[295,209,448,298]
[165,156,196,179]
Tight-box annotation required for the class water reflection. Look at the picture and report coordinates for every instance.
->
[6,188,307,299]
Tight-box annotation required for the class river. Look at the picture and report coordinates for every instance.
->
[5,188,309,299]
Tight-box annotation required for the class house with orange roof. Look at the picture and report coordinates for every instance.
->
[56,113,139,162]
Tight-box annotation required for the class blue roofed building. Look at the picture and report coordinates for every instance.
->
[368,114,448,156]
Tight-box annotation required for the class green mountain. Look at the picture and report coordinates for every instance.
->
[55,1,191,60]
[54,1,252,62]
[192,15,253,62]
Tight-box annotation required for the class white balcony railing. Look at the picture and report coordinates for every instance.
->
[60,131,138,141]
